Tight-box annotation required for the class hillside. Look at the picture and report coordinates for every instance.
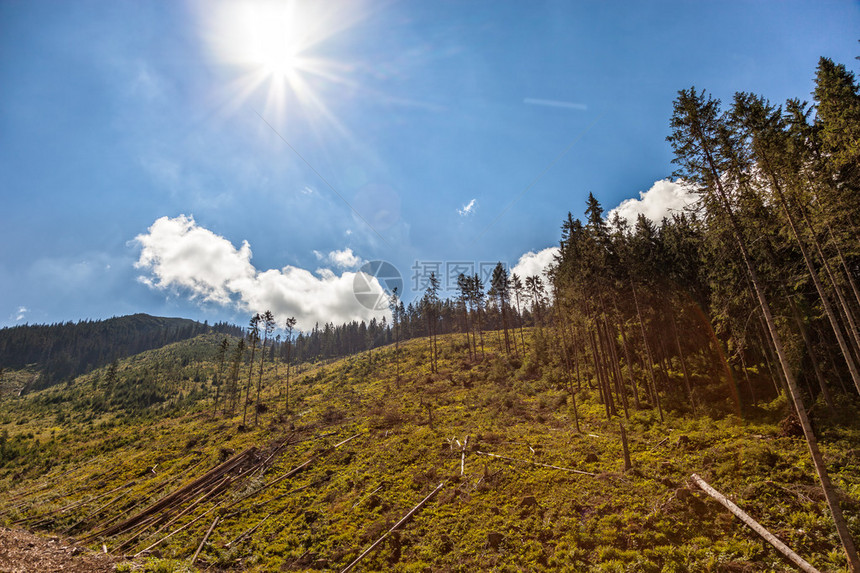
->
[0,314,242,392]
[1,330,859,572]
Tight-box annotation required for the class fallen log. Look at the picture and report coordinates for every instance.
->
[82,447,257,542]
[120,474,233,552]
[340,481,445,573]
[62,489,131,534]
[220,433,361,512]
[690,474,821,573]
[14,479,136,527]
[132,499,225,558]
[190,515,219,565]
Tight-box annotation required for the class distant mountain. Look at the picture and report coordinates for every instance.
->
[0,314,242,391]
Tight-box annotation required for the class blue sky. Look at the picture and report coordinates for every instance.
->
[1,0,858,331]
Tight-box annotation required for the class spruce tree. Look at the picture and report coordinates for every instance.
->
[669,86,860,571]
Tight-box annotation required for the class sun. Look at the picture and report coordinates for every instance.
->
[208,1,308,79]
[237,3,305,81]
[199,0,361,128]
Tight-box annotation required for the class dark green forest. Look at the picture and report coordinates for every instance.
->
[0,314,242,391]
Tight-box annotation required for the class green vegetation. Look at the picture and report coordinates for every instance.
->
[0,329,858,572]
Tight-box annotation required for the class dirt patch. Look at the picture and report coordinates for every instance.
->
[0,527,126,573]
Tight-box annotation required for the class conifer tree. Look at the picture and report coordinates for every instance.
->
[422,273,441,373]
[730,93,860,394]
[525,275,547,326]
[242,314,261,428]
[669,86,859,571]
[283,317,296,413]
[213,337,229,414]
[489,263,512,355]
[227,338,245,416]
[389,289,402,382]
[510,273,527,353]
[457,274,474,361]
[470,274,486,360]
[254,310,275,426]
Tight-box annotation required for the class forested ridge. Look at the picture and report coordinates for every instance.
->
[0,314,243,391]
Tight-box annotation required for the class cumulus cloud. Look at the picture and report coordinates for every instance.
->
[134,215,386,330]
[609,179,699,225]
[511,246,558,282]
[314,248,362,269]
[458,199,477,216]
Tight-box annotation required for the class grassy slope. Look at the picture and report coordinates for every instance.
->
[0,330,859,572]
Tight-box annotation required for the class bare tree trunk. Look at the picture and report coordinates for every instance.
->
[596,320,620,418]
[670,311,696,411]
[603,318,629,419]
[768,175,860,395]
[462,304,473,362]
[787,294,836,415]
[255,335,267,427]
[589,328,612,419]
[796,205,860,357]
[756,315,785,397]
[243,340,257,428]
[617,315,642,409]
[829,225,860,310]
[738,351,756,405]
[284,339,292,413]
[632,281,663,421]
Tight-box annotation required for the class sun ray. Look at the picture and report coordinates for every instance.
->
[197,0,366,143]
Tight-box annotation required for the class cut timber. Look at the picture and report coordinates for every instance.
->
[132,500,224,557]
[475,451,595,476]
[340,481,445,573]
[82,447,257,542]
[691,474,821,573]
[190,515,219,565]
[221,432,361,513]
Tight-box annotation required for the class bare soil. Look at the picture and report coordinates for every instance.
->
[0,527,125,573]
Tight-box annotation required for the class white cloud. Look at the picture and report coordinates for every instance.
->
[609,179,699,225]
[15,307,28,321]
[314,248,362,269]
[134,215,386,330]
[511,246,558,282]
[458,198,477,216]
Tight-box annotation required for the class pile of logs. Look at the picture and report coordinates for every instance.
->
[81,447,262,549]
